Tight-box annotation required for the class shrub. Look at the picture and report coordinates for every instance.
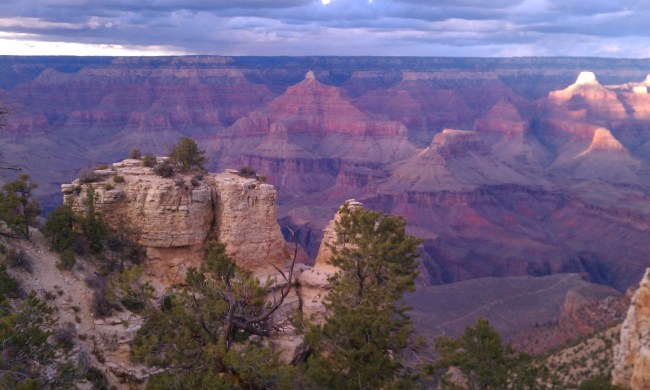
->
[113,175,125,184]
[129,148,141,159]
[6,248,32,273]
[142,153,157,168]
[57,249,76,270]
[104,183,114,191]
[190,178,200,187]
[168,137,207,173]
[97,164,109,170]
[85,367,109,390]
[85,275,121,317]
[54,323,77,352]
[238,166,256,178]
[154,161,174,178]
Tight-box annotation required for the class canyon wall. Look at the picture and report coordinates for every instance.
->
[3,56,650,305]
[613,268,650,389]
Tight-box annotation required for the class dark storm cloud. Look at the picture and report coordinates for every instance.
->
[0,0,649,57]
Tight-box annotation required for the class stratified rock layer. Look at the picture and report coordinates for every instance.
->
[63,160,288,287]
[613,268,650,389]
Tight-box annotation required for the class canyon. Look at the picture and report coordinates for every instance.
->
[3,56,650,345]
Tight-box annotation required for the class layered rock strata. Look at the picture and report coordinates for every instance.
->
[62,159,288,288]
[613,267,650,389]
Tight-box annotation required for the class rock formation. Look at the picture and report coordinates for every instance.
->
[297,199,363,323]
[62,159,288,288]
[613,268,650,389]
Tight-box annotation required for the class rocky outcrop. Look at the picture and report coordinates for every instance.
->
[613,268,650,389]
[297,200,363,323]
[62,159,288,288]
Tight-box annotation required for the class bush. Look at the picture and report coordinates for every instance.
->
[57,249,76,270]
[168,137,207,173]
[238,166,256,178]
[142,153,156,168]
[85,367,109,390]
[54,323,77,352]
[6,248,32,273]
[190,178,200,187]
[129,148,141,159]
[104,183,114,191]
[113,175,125,184]
[97,164,109,170]
[0,264,19,300]
[43,204,77,254]
[85,275,121,317]
[154,161,174,178]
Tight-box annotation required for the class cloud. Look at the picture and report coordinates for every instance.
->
[0,0,649,57]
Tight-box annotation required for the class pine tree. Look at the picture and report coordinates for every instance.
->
[132,240,296,389]
[302,203,423,389]
[168,137,207,173]
[42,203,77,253]
[0,173,40,240]
[81,186,107,254]
[433,318,544,389]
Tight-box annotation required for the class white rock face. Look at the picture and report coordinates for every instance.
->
[612,267,650,389]
[63,159,288,288]
[575,71,598,85]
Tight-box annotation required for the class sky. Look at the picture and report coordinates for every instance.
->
[0,0,648,57]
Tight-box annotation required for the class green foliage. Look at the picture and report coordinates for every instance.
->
[80,186,108,254]
[433,318,545,389]
[5,247,32,273]
[132,240,293,388]
[154,160,175,178]
[238,166,256,178]
[578,375,622,390]
[0,288,83,388]
[113,174,125,184]
[57,248,76,270]
[142,153,157,168]
[0,173,40,240]
[107,265,153,314]
[43,204,77,253]
[0,292,53,387]
[168,137,207,174]
[0,264,19,302]
[302,203,423,389]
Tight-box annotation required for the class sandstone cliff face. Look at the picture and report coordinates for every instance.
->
[613,268,650,389]
[62,159,288,287]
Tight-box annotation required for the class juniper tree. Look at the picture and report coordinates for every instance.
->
[0,174,40,240]
[168,137,207,174]
[433,318,544,389]
[302,203,423,389]
[132,240,297,389]
[42,203,77,253]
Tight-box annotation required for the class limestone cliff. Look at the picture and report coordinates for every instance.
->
[62,159,288,288]
[612,268,650,389]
